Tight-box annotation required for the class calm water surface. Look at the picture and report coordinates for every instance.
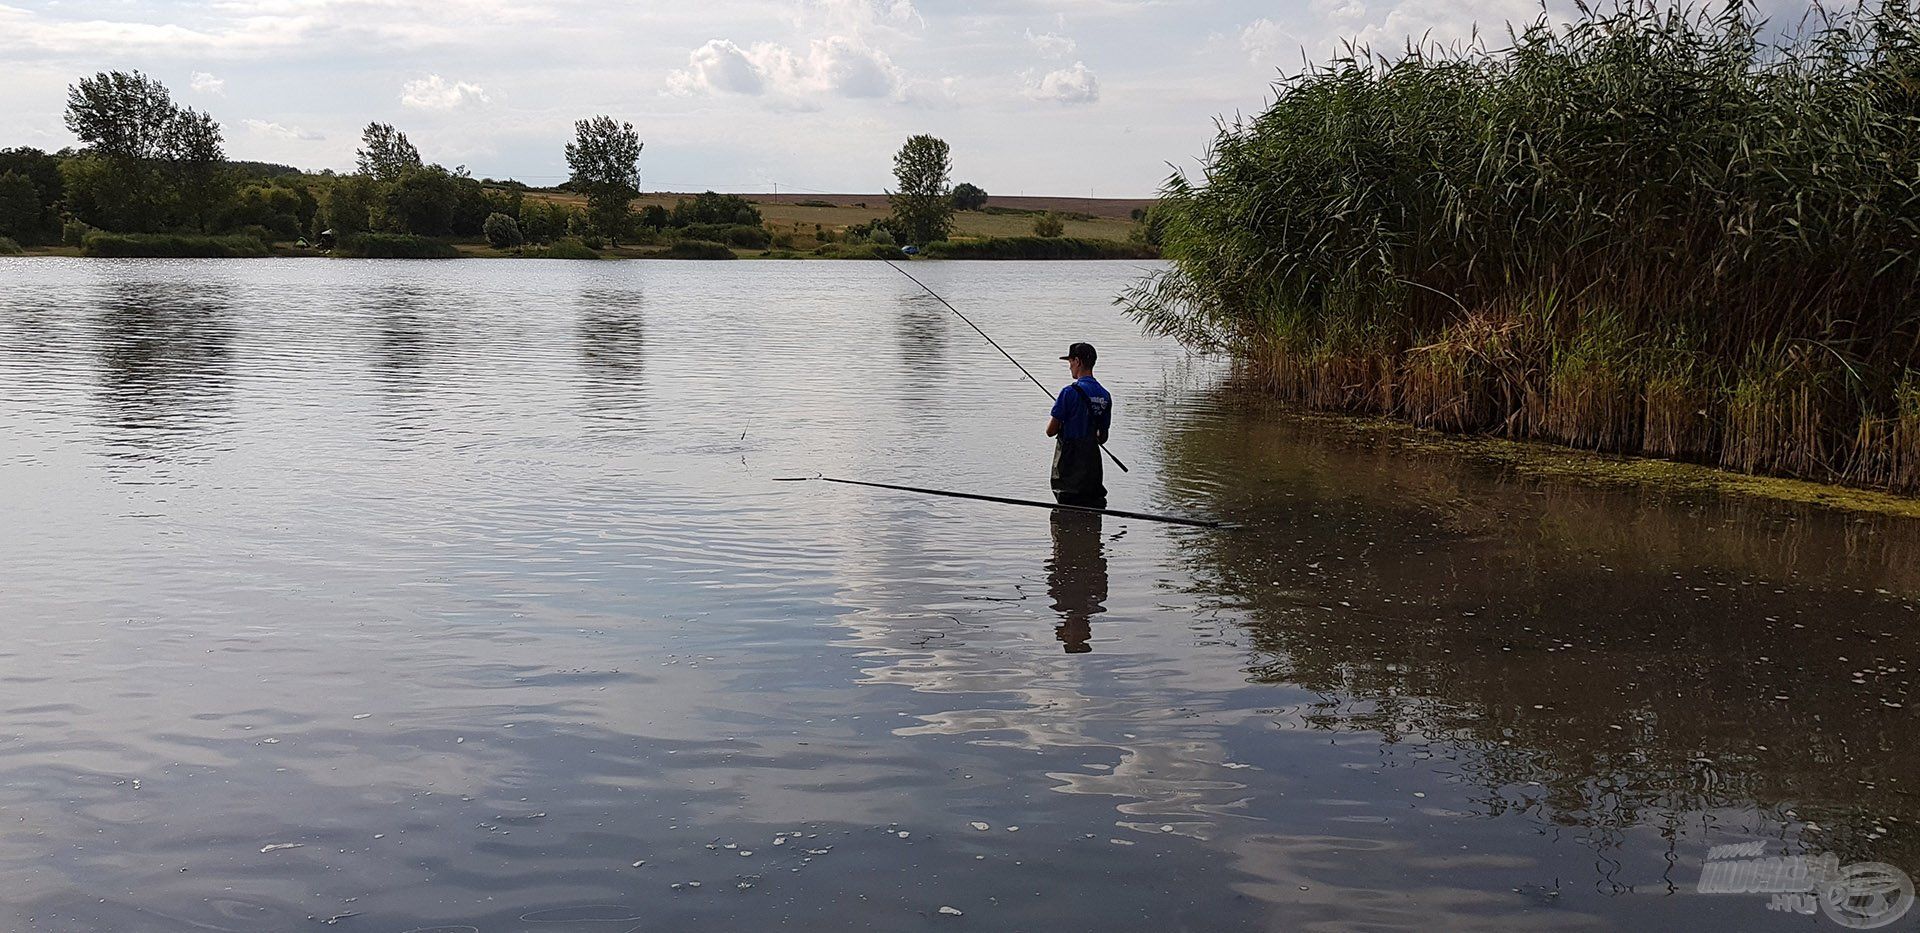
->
[1,258,1917,931]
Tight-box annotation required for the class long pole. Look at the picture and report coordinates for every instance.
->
[883,259,1130,473]
[775,475,1222,528]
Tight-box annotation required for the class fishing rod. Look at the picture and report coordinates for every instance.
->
[883,259,1130,473]
[773,475,1225,529]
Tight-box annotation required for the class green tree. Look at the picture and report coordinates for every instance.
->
[517,200,553,243]
[887,135,953,245]
[65,71,175,163]
[356,123,421,182]
[231,184,304,240]
[485,186,523,222]
[669,191,759,227]
[951,181,988,211]
[378,165,458,235]
[0,149,64,243]
[63,71,228,231]
[166,109,231,232]
[322,175,377,236]
[483,212,524,249]
[59,153,150,232]
[565,116,642,244]
[1129,203,1166,247]
[449,173,493,236]
[1033,212,1065,237]
[0,173,41,243]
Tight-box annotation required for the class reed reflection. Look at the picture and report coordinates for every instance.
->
[1047,509,1108,653]
[1156,381,1920,876]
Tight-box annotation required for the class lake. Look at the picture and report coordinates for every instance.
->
[1,257,1915,931]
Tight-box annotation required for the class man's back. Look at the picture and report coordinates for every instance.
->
[1050,374,1112,508]
[1051,375,1112,441]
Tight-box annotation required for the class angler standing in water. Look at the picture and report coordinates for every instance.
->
[1046,342,1113,508]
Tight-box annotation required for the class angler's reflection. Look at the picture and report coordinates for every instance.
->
[1047,509,1108,653]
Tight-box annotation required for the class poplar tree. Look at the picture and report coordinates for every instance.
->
[887,135,953,246]
[565,116,643,244]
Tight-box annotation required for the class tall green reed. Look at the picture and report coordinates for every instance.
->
[1125,0,1920,489]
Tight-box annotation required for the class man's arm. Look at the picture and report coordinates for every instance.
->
[1045,416,1062,438]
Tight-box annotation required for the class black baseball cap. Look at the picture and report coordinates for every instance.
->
[1060,342,1097,366]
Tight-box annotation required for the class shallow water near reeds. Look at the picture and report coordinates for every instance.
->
[2,257,1918,931]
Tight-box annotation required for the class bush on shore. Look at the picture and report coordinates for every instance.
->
[0,237,22,255]
[1124,0,1920,492]
[680,223,771,249]
[80,232,270,258]
[663,239,736,260]
[922,237,1156,260]
[483,212,524,249]
[332,233,460,258]
[811,243,901,260]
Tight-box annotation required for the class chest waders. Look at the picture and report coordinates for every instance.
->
[1051,383,1107,508]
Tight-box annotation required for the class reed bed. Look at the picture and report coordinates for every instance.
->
[1123,0,1920,490]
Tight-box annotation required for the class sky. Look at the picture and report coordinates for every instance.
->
[0,0,1821,197]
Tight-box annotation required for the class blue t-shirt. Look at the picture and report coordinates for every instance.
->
[1051,376,1112,441]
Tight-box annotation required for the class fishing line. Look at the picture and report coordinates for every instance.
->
[882,259,1130,473]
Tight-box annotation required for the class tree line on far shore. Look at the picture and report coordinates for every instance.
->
[0,70,1141,259]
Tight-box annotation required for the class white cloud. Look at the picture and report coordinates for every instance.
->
[1314,0,1369,22]
[1347,0,1537,51]
[808,35,902,97]
[668,39,766,95]
[668,33,904,102]
[801,0,922,33]
[399,74,491,110]
[190,71,226,94]
[243,119,324,141]
[1240,18,1299,62]
[900,75,961,109]
[0,8,306,55]
[1025,29,1076,57]
[882,0,919,26]
[1027,61,1098,104]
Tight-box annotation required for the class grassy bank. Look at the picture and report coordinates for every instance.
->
[923,237,1157,260]
[332,233,460,259]
[1124,0,1920,493]
[80,232,270,258]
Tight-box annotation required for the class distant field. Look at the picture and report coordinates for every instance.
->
[728,193,1156,220]
[525,191,1150,243]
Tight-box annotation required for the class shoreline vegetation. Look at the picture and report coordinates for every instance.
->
[1124,0,1920,495]
[1,73,1158,263]
[3,227,1159,261]
[1274,398,1920,521]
